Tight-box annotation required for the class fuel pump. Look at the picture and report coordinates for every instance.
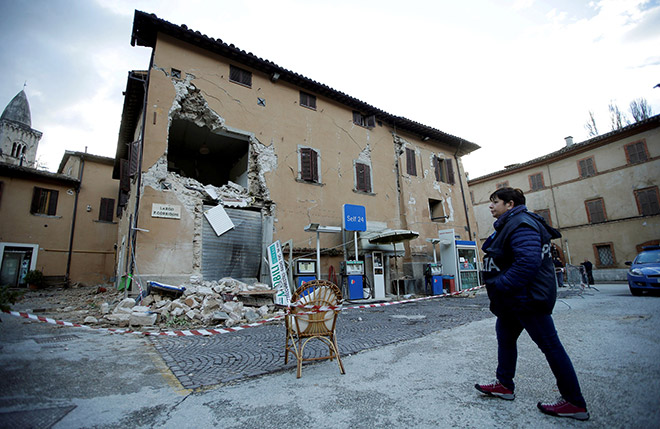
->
[340,260,365,299]
[294,259,317,288]
[425,237,443,294]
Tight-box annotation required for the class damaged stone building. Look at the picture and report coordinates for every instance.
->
[113,11,480,296]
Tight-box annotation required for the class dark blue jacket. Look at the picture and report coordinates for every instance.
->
[481,205,561,316]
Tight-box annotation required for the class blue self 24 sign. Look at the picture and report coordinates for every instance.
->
[343,204,366,231]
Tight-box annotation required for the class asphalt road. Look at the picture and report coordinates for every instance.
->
[1,284,658,428]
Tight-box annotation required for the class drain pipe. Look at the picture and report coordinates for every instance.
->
[65,153,85,286]
[453,142,473,240]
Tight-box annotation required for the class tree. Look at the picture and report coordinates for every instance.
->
[629,97,653,122]
[608,101,627,131]
[584,110,599,137]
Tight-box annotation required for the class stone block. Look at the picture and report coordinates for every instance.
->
[130,312,157,326]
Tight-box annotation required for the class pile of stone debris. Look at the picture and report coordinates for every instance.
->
[15,277,286,331]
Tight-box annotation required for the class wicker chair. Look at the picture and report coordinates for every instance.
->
[285,280,346,378]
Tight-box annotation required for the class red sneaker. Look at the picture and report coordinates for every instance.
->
[475,381,515,400]
[537,398,590,421]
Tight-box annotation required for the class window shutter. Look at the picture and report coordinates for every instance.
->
[300,148,318,182]
[406,148,416,176]
[446,159,455,184]
[47,190,58,216]
[120,159,130,192]
[31,187,41,214]
[356,163,371,192]
[638,188,660,215]
[365,115,376,128]
[587,199,605,223]
[100,198,115,222]
[129,141,140,177]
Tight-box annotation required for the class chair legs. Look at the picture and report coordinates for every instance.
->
[287,332,345,378]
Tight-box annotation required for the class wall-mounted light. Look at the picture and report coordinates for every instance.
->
[270,72,280,83]
[86,205,92,212]
[422,136,430,141]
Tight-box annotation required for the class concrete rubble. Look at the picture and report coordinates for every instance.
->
[87,277,285,330]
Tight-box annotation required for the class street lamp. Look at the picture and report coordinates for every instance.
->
[304,223,342,279]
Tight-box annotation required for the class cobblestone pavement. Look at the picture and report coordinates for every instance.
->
[152,291,503,389]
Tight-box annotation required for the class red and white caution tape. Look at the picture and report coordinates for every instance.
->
[2,285,485,337]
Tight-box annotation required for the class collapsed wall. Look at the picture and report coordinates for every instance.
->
[140,73,277,276]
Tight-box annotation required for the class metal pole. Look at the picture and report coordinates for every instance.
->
[316,231,321,280]
[354,231,358,261]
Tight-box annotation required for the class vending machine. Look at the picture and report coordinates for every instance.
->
[438,229,481,291]
[371,251,385,299]
[340,260,365,299]
[295,259,317,288]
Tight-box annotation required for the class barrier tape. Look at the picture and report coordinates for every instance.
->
[2,285,485,337]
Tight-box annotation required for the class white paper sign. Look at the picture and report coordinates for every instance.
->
[204,205,235,236]
[151,203,181,219]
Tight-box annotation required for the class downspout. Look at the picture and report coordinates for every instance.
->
[128,51,154,278]
[66,154,85,286]
[453,143,473,240]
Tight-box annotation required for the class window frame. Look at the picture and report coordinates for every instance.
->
[534,209,552,227]
[529,172,545,191]
[429,198,447,222]
[624,140,649,165]
[496,181,509,189]
[594,242,616,267]
[577,156,596,178]
[352,111,376,128]
[99,198,115,223]
[298,147,320,183]
[355,161,372,193]
[30,186,58,216]
[299,91,317,110]
[406,148,417,176]
[585,197,607,224]
[229,65,252,88]
[634,186,660,216]
[434,156,455,185]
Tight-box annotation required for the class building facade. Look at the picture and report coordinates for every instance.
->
[468,115,660,281]
[113,11,481,295]
[0,90,120,286]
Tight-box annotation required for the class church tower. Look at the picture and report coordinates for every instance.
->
[0,90,43,167]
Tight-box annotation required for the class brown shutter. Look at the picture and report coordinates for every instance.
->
[366,115,376,128]
[300,148,318,182]
[100,198,115,222]
[446,159,455,184]
[129,141,140,177]
[31,187,41,213]
[47,190,58,216]
[120,159,130,191]
[406,148,416,176]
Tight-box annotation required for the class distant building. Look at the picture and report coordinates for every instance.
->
[468,115,660,282]
[0,90,118,287]
[112,11,481,295]
[0,89,43,168]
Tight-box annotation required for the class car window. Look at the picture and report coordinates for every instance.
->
[635,251,660,264]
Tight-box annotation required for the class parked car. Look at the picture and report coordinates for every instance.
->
[626,246,660,296]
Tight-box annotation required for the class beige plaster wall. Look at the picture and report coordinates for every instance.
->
[0,176,75,277]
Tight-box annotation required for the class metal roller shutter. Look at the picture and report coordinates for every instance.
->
[202,206,263,281]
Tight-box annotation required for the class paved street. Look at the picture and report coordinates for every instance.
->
[1,284,659,428]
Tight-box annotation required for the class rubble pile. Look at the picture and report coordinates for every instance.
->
[105,277,283,329]
[37,278,285,331]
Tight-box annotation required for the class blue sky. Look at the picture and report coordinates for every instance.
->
[1,0,659,177]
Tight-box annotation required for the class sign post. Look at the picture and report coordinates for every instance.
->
[342,204,366,260]
[268,240,291,306]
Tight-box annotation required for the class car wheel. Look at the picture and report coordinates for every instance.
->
[629,288,643,296]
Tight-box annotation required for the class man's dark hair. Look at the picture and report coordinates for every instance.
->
[489,187,526,206]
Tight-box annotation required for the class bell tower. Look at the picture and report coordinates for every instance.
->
[0,89,43,167]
